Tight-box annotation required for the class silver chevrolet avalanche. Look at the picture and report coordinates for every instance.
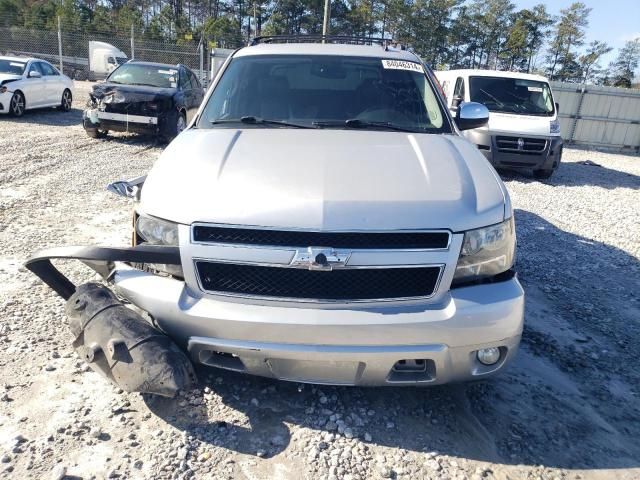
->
[27,37,524,397]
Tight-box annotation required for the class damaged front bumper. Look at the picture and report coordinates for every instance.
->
[26,244,524,388]
[25,245,196,397]
[83,108,164,136]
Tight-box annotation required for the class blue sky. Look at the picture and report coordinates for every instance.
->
[514,0,640,66]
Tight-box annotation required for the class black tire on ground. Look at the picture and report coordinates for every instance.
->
[164,112,187,143]
[533,169,554,179]
[9,91,25,117]
[58,89,72,111]
[85,127,108,139]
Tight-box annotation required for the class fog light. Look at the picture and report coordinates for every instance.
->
[477,347,501,365]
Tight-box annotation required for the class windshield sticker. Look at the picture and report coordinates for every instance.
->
[10,62,25,67]
[381,59,424,73]
[158,69,178,75]
[527,86,543,92]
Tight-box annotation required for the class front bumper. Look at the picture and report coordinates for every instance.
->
[26,245,524,387]
[465,130,563,171]
[83,108,176,136]
[0,91,12,114]
[114,266,524,386]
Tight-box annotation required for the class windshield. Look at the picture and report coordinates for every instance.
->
[469,76,555,116]
[199,55,448,133]
[0,59,26,75]
[107,64,178,88]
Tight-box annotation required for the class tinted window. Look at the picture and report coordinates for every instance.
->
[27,62,43,76]
[200,55,448,132]
[453,77,465,100]
[179,69,192,90]
[0,59,26,75]
[469,76,554,116]
[39,62,57,76]
[188,70,201,89]
[108,64,178,88]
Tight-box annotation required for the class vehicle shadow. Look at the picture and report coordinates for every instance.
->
[3,107,84,127]
[143,210,640,471]
[499,157,640,190]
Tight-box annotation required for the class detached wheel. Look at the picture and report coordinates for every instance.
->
[9,91,25,117]
[85,127,108,139]
[58,89,72,111]
[533,169,554,180]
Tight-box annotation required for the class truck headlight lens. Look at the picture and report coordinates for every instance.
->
[136,215,179,245]
[134,215,182,277]
[454,218,515,283]
[550,119,561,134]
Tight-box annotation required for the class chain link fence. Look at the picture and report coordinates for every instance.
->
[0,21,213,84]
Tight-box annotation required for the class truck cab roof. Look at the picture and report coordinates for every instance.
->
[437,69,550,83]
[235,42,423,63]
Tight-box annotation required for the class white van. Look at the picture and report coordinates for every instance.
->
[435,69,563,179]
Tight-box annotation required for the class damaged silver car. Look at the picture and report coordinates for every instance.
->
[27,36,524,398]
[83,60,204,141]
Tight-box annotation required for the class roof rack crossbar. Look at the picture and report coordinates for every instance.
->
[250,35,392,47]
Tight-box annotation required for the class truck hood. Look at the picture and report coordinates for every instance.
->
[140,129,508,232]
[0,74,22,85]
[487,111,555,136]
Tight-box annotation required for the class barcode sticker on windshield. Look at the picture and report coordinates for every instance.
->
[528,86,543,92]
[381,60,424,73]
[10,62,24,67]
[158,69,178,75]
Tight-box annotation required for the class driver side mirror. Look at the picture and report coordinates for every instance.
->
[455,102,490,131]
[28,70,42,78]
[555,102,560,112]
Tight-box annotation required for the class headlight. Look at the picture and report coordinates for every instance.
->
[550,119,560,134]
[134,215,182,277]
[453,218,515,284]
[136,215,179,245]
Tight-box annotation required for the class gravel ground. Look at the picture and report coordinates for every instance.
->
[1,81,639,480]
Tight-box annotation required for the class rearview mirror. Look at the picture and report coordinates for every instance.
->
[28,70,42,78]
[455,102,489,131]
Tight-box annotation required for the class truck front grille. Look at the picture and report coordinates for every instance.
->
[496,136,547,155]
[192,226,450,250]
[196,261,442,301]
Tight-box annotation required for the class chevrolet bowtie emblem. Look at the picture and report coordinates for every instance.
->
[290,247,351,271]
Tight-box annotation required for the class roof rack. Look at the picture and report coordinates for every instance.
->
[250,35,392,47]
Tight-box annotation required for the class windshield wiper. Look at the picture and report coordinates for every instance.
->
[210,116,314,129]
[129,82,164,88]
[314,119,424,133]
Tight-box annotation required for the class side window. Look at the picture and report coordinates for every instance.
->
[28,62,43,77]
[179,69,192,90]
[39,62,56,76]
[452,77,465,107]
[188,70,201,90]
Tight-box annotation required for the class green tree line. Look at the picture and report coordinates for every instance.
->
[0,0,638,86]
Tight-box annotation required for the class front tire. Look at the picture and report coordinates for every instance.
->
[58,89,72,111]
[85,127,108,139]
[9,91,25,117]
[164,112,186,142]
